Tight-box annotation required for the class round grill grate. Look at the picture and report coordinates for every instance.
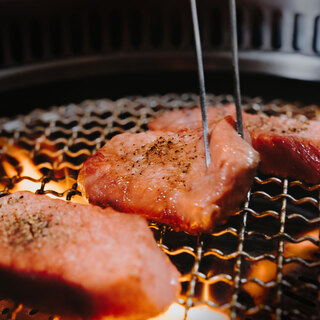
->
[0,94,319,320]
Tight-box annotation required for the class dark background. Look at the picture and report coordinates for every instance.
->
[1,71,320,118]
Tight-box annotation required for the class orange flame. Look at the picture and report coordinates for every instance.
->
[243,228,319,305]
[0,141,85,203]
[283,229,319,261]
[1,143,42,193]
[148,303,229,320]
[242,259,277,305]
[283,229,319,275]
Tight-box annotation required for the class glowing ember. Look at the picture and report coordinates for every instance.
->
[283,229,319,260]
[243,228,319,305]
[148,303,229,320]
[242,259,277,305]
[283,229,319,275]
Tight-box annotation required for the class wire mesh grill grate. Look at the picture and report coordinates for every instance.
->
[0,94,319,320]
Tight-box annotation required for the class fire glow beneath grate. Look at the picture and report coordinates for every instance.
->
[0,94,319,320]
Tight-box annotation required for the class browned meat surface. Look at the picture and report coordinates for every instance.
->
[0,192,179,320]
[78,117,259,234]
[149,104,320,184]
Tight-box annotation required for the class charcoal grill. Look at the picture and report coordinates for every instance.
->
[0,94,319,320]
[0,0,320,319]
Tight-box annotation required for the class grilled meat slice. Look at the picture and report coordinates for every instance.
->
[0,191,179,320]
[149,104,320,184]
[246,115,320,184]
[78,117,259,234]
[148,104,236,131]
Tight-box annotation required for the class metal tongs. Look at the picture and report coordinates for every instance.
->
[190,0,244,168]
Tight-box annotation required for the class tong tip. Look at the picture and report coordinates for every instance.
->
[190,0,211,168]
